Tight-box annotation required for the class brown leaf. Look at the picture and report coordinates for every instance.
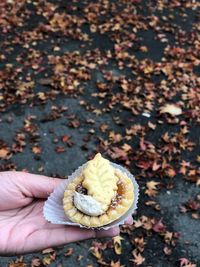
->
[108,147,128,161]
[90,245,102,260]
[42,248,54,254]
[165,167,176,178]
[136,160,150,170]
[122,143,132,152]
[61,135,71,143]
[146,181,160,190]
[77,255,84,261]
[143,65,154,74]
[145,181,160,197]
[191,213,199,219]
[99,124,109,132]
[163,246,172,255]
[140,216,153,230]
[148,121,156,130]
[180,258,190,266]
[132,237,146,252]
[55,146,65,153]
[130,249,145,265]
[133,219,143,228]
[0,145,11,159]
[185,199,200,211]
[42,255,53,265]
[160,104,182,116]
[179,258,197,267]
[113,235,124,255]
[110,260,124,267]
[164,231,173,244]
[91,241,108,251]
[145,201,161,211]
[68,120,80,128]
[109,132,122,143]
[37,92,47,101]
[32,146,42,154]
[152,161,161,171]
[152,219,166,233]
[31,258,41,267]
[65,248,74,256]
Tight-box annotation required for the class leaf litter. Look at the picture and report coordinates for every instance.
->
[0,0,199,266]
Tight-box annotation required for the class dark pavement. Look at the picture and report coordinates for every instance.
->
[0,1,200,266]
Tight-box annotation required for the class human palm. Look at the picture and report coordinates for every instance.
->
[0,172,128,255]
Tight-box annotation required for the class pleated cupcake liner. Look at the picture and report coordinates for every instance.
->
[43,162,139,230]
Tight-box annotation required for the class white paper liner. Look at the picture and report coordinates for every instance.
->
[43,162,139,230]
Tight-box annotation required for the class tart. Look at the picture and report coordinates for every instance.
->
[63,153,134,227]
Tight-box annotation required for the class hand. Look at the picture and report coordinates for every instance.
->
[0,171,133,255]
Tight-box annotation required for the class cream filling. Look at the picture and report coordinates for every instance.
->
[74,192,104,216]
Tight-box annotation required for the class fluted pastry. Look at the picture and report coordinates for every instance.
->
[63,153,134,227]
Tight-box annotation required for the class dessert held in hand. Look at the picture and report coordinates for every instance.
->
[63,153,134,227]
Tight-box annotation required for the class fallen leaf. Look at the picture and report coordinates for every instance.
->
[61,135,71,143]
[55,146,65,153]
[179,258,197,267]
[90,245,102,260]
[133,219,143,228]
[152,219,166,233]
[99,123,109,132]
[145,181,160,197]
[113,235,124,255]
[136,160,150,170]
[130,249,145,265]
[148,121,156,130]
[42,248,54,254]
[180,258,190,266]
[65,248,73,256]
[42,255,53,265]
[110,260,124,267]
[163,246,172,255]
[191,213,199,219]
[77,255,84,261]
[160,104,182,116]
[31,258,41,267]
[0,147,10,159]
[108,147,128,161]
[68,119,80,128]
[121,143,132,152]
[152,161,161,171]
[132,237,146,252]
[164,231,173,244]
[165,167,176,178]
[32,146,42,154]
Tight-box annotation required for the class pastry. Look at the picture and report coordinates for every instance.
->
[63,153,134,227]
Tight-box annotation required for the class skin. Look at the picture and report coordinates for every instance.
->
[0,171,133,255]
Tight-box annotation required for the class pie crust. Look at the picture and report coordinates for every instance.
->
[63,153,134,227]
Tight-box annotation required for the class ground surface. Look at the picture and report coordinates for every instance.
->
[0,0,200,267]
